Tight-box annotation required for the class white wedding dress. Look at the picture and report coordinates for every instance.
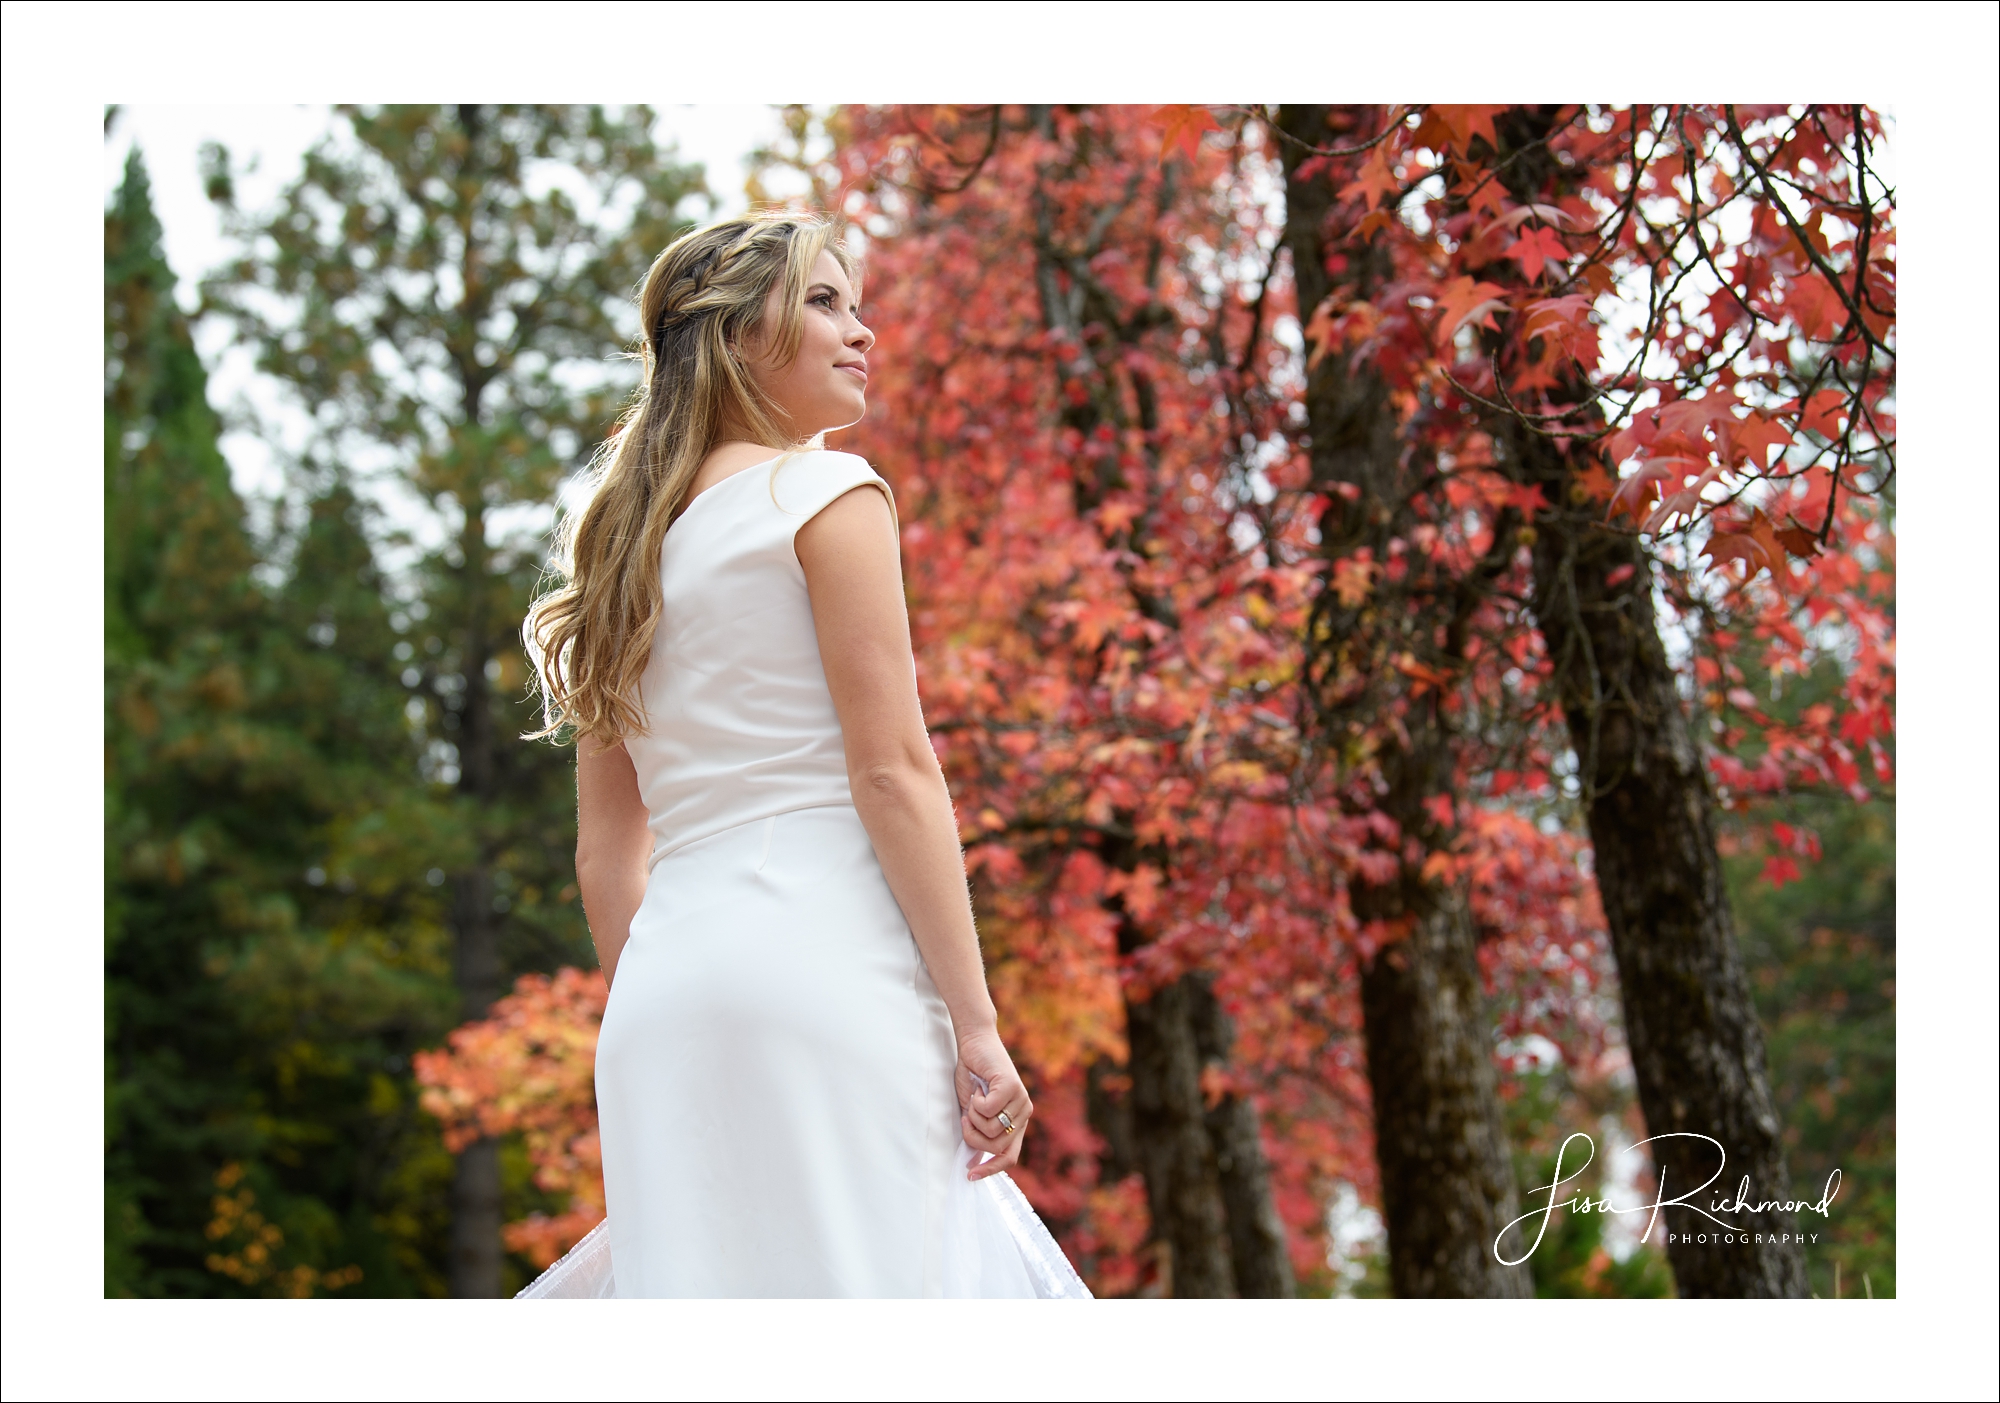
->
[520,449,1089,1299]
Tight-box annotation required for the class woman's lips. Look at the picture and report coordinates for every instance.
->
[837,362,868,382]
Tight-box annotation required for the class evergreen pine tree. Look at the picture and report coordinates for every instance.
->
[106,143,272,1294]
[106,147,459,1297]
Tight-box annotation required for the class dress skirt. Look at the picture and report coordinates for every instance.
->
[593,803,1055,1298]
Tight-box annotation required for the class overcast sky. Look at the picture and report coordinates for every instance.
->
[105,104,792,513]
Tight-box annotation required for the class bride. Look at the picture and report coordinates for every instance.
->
[521,210,1088,1298]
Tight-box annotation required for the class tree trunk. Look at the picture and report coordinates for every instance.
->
[1123,975,1236,1297]
[1509,429,1808,1297]
[1358,892,1532,1296]
[1098,840,1292,1298]
[1191,980,1297,1298]
[446,481,505,1299]
[448,854,502,1297]
[1480,106,1809,1298]
[1279,104,1534,1298]
[448,1138,503,1298]
[1116,969,1296,1298]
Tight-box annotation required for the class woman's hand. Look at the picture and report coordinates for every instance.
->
[954,1027,1033,1181]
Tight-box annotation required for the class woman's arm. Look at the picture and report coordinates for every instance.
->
[575,737,652,988]
[797,483,1033,1179]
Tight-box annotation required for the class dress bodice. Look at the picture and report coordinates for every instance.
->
[626,449,893,868]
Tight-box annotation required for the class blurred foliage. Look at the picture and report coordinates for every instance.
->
[1723,658,1896,1298]
[206,104,702,1294]
[105,148,456,1295]
[1501,1072,1677,1298]
[1482,657,1894,1298]
[197,104,710,998]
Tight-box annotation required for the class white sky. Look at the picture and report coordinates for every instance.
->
[104,104,793,510]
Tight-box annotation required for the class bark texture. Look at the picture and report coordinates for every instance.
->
[1096,829,1294,1297]
[448,816,502,1298]
[1358,893,1531,1296]
[1485,107,1808,1298]
[1195,985,1298,1299]
[1280,104,1534,1298]
[448,1138,503,1298]
[1109,968,1297,1298]
[1123,975,1237,1297]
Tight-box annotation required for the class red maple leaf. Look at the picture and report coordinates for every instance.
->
[1485,204,1579,236]
[1637,457,1717,533]
[1701,510,1788,581]
[1147,104,1222,167]
[1572,460,1617,504]
[1774,521,1824,558]
[1731,410,1794,471]
[1607,456,1682,523]
[1431,104,1509,155]
[1510,351,1562,398]
[1520,294,1598,362]
[1459,175,1509,220]
[1760,855,1802,888]
[1505,225,1569,283]
[1431,276,1511,346]
[1303,297,1339,370]
[1791,389,1849,438]
[1355,207,1396,239]
[1339,143,1400,210]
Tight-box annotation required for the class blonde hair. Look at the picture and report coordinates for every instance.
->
[524,211,852,744]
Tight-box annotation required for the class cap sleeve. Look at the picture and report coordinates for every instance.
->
[769,449,897,534]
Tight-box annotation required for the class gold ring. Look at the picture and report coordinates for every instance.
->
[998,1111,1016,1134]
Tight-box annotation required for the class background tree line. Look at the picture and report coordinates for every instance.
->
[104,103,1894,1298]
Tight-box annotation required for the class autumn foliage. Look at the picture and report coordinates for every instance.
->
[416,968,607,1267]
[1284,103,1893,843]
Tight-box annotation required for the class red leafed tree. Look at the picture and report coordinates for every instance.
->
[1274,103,1893,1297]
[415,968,607,1270]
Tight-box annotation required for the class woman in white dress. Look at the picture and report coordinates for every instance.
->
[522,211,1087,1298]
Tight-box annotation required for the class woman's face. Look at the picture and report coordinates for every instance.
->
[743,250,874,439]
